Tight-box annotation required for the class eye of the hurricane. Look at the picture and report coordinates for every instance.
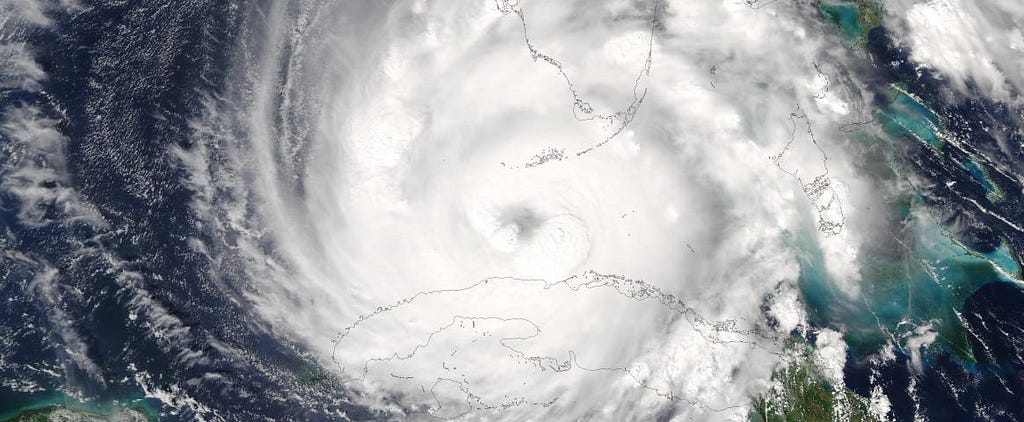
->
[475,204,591,280]
[247,0,802,418]
[496,206,541,245]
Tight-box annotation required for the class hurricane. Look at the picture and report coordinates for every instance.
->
[2,0,1024,421]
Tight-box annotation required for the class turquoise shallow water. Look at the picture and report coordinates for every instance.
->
[796,208,1015,359]
[794,75,1020,360]
[962,160,994,193]
[984,241,1020,278]
[958,157,1005,201]
[819,2,864,41]
[0,393,159,421]
[879,90,944,148]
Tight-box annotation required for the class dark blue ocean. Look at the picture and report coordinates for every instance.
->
[1,1,1022,421]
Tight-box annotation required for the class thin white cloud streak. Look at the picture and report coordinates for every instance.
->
[0,8,219,413]
[1,103,216,412]
[1,106,106,227]
[0,0,96,228]
[181,0,892,419]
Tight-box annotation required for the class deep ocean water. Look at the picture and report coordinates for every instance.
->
[1,0,1023,421]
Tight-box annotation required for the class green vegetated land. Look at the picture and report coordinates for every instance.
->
[4,405,151,422]
[750,345,878,422]
[818,0,882,46]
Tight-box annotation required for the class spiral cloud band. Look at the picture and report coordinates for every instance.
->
[6,0,1024,419]
[178,0,877,419]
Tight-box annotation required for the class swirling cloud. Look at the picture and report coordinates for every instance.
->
[181,0,884,419]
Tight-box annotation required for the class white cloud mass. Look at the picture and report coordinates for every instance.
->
[180,0,890,419]
[885,0,1024,100]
